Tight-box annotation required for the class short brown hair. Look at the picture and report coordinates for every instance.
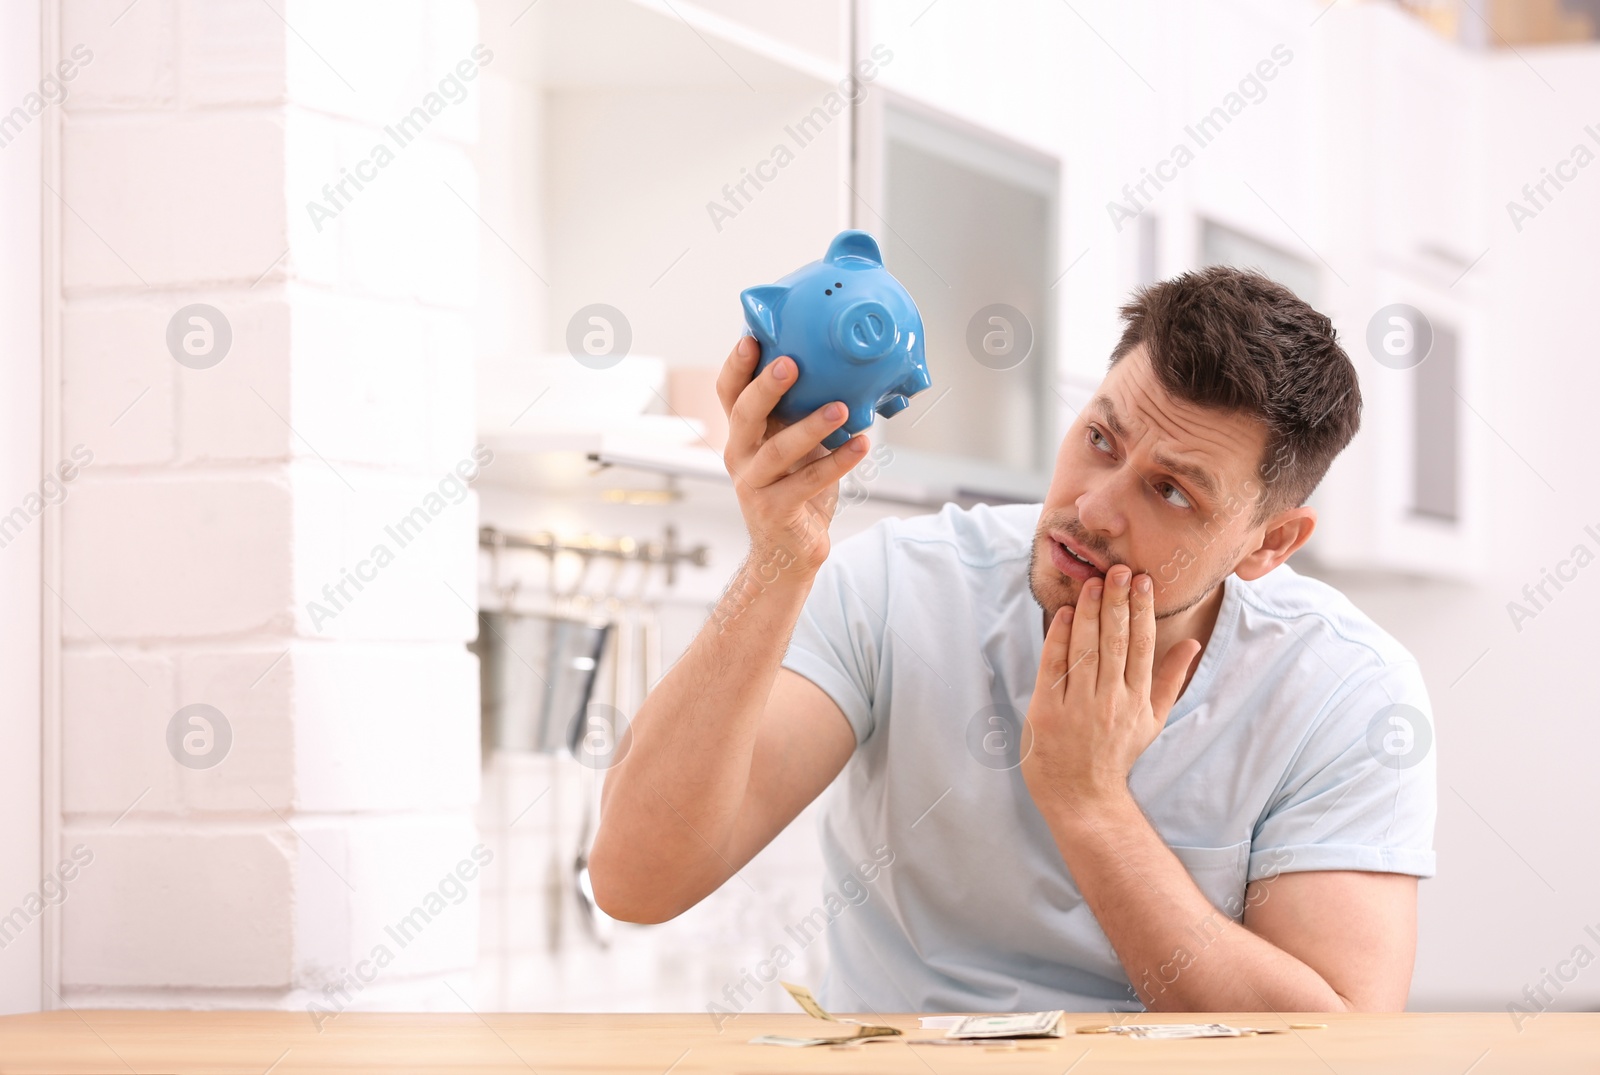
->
[1109,265,1360,515]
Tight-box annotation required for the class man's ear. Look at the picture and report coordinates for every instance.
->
[1234,506,1316,581]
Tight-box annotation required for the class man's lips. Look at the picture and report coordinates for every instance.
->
[1048,530,1108,581]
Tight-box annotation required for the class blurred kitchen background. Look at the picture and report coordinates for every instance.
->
[1,0,1597,1020]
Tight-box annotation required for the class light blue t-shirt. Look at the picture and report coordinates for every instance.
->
[781,501,1437,1014]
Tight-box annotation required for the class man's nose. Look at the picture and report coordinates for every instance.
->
[1075,473,1131,537]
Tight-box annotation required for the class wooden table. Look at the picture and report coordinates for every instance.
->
[0,1010,1593,1073]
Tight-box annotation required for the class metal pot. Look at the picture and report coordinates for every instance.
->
[474,610,611,755]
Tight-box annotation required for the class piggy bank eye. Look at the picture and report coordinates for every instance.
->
[835,281,842,287]
[825,289,832,295]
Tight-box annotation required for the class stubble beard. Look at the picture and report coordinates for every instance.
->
[1026,534,1231,627]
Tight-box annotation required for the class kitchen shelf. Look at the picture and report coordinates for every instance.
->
[484,421,1048,511]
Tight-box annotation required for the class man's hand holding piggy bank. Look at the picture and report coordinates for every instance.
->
[740,230,932,451]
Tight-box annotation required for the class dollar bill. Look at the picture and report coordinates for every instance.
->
[1078,1022,1283,1039]
[749,1027,902,1048]
[779,981,838,1022]
[774,981,903,1041]
[945,1011,1065,1039]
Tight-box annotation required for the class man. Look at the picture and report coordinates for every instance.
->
[588,266,1436,1014]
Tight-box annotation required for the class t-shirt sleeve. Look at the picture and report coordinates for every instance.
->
[1248,660,1438,882]
[778,519,894,748]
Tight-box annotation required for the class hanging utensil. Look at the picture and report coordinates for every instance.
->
[640,530,668,697]
[476,539,612,756]
[572,549,651,947]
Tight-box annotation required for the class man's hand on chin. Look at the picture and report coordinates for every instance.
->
[1020,565,1202,828]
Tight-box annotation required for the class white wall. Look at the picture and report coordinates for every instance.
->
[1325,44,1600,1011]
[0,0,46,1015]
[48,0,486,1012]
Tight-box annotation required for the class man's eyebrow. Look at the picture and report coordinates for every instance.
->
[1090,395,1127,439]
[1090,394,1221,501]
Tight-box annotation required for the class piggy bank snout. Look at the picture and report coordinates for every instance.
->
[831,299,898,363]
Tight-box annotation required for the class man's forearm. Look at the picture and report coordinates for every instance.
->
[588,543,813,922]
[1041,789,1349,1012]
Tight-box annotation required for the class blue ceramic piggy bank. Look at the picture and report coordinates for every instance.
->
[740,230,931,451]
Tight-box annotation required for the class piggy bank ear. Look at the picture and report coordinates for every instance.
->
[825,230,883,267]
[740,284,787,345]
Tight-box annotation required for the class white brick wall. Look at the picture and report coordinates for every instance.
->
[63,302,181,465]
[61,0,179,109]
[62,831,295,989]
[288,644,479,813]
[180,0,287,107]
[62,651,181,814]
[63,475,296,639]
[55,0,484,1006]
[61,114,290,290]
